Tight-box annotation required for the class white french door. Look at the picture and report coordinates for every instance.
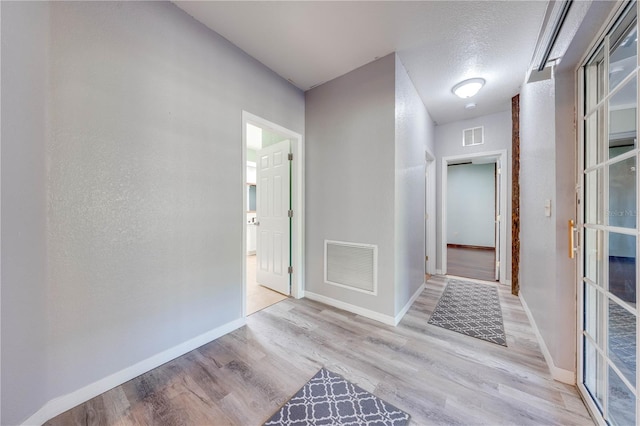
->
[579,3,638,425]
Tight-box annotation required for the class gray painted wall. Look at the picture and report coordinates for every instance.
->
[394,56,434,314]
[553,68,579,372]
[520,69,580,374]
[520,76,559,367]
[305,54,396,316]
[447,163,496,247]
[435,110,512,274]
[519,0,618,376]
[1,2,50,424]
[1,2,304,423]
[550,0,619,375]
[305,54,433,318]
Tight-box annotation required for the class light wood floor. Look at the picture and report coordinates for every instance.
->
[447,246,497,282]
[46,275,593,425]
[246,255,288,315]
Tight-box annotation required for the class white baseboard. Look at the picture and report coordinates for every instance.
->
[394,283,425,325]
[22,317,246,426]
[519,295,576,385]
[304,291,396,326]
[436,269,443,275]
[305,284,424,327]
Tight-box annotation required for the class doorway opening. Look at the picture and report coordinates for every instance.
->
[242,112,304,316]
[441,150,508,283]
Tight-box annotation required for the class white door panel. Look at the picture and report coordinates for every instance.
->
[256,139,291,295]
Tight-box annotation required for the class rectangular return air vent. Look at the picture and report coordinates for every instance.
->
[463,126,484,147]
[324,240,377,294]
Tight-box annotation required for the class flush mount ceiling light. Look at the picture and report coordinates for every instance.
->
[452,78,485,99]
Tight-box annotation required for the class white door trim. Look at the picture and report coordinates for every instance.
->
[241,111,305,318]
[440,149,508,283]
[425,149,436,276]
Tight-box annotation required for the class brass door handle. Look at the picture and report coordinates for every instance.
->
[569,219,576,259]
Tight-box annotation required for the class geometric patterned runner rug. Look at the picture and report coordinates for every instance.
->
[263,368,410,425]
[428,279,507,346]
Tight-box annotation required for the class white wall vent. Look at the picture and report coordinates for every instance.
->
[463,126,484,146]
[324,240,377,295]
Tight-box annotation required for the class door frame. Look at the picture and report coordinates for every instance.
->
[440,149,508,283]
[576,58,607,426]
[576,48,600,425]
[241,111,305,318]
[425,149,436,276]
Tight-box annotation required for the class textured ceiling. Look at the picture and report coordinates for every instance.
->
[174,1,548,124]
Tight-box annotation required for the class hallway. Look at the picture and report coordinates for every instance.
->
[3,2,628,424]
[447,246,497,282]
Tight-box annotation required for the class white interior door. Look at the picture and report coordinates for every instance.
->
[495,161,501,281]
[256,139,291,295]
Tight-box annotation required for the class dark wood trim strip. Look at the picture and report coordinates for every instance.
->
[447,244,495,251]
[512,94,521,296]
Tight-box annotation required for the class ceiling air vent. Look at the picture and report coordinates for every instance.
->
[463,126,484,147]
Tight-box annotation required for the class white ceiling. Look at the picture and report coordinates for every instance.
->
[174,1,548,125]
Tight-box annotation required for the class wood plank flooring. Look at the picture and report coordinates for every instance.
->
[46,276,593,425]
[447,246,497,282]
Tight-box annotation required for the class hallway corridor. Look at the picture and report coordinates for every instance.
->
[447,246,497,282]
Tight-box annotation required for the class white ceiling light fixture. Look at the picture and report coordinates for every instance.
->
[452,78,486,99]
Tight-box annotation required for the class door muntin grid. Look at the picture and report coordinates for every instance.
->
[581,3,639,425]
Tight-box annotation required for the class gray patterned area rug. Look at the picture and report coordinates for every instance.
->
[428,279,507,346]
[264,368,410,426]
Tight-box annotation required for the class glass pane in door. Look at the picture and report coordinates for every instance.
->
[608,77,637,160]
[608,299,637,386]
[585,228,605,286]
[608,156,637,228]
[607,366,636,426]
[585,282,605,345]
[609,10,638,92]
[586,107,607,168]
[585,46,605,113]
[608,232,637,304]
[586,168,605,225]
[585,337,606,410]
